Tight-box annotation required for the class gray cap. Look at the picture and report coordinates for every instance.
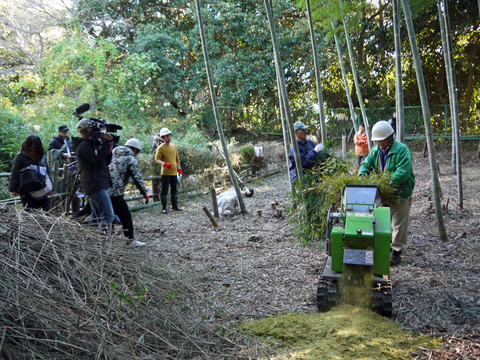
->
[77,119,91,131]
[294,121,309,131]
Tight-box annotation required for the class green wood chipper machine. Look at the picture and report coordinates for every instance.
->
[317,185,393,317]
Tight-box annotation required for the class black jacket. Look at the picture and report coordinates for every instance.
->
[48,135,73,153]
[73,137,111,195]
[9,151,51,194]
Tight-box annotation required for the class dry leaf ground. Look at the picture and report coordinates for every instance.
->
[134,149,480,358]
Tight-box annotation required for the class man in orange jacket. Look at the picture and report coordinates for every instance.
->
[354,124,369,171]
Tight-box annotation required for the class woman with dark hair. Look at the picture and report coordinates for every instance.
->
[9,134,53,210]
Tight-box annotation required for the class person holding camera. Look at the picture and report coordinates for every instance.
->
[73,119,115,235]
[155,128,183,213]
[108,139,149,247]
[9,135,53,211]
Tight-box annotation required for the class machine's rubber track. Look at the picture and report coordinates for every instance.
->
[316,278,338,312]
[370,281,393,317]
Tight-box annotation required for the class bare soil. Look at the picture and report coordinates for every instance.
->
[134,149,480,358]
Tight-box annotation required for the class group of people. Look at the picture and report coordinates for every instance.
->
[9,121,184,248]
[10,111,412,263]
[289,111,413,267]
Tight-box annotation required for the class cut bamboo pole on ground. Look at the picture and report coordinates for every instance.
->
[202,205,218,228]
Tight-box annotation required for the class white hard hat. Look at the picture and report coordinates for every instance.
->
[125,138,142,152]
[160,128,171,137]
[371,121,394,141]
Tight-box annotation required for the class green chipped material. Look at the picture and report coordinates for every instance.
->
[241,305,441,360]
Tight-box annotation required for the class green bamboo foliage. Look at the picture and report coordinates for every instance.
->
[401,0,448,241]
[288,155,398,245]
[331,20,357,133]
[265,0,304,182]
[306,0,327,143]
[339,0,371,149]
[195,0,246,213]
[393,0,405,143]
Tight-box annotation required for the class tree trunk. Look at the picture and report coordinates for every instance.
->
[306,0,327,144]
[195,0,246,213]
[442,0,463,209]
[402,0,448,241]
[437,0,456,174]
[339,0,371,149]
[393,0,405,143]
[331,21,357,132]
[277,74,294,192]
[265,0,303,182]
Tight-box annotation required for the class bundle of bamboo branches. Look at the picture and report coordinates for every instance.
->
[0,206,253,359]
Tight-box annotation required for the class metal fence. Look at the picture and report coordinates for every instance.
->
[198,103,480,139]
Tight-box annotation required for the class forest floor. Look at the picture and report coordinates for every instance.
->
[133,148,480,359]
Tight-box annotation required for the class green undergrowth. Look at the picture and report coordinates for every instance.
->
[240,305,441,360]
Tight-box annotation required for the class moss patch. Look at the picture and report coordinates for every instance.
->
[240,305,441,359]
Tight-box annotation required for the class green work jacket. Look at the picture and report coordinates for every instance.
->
[358,140,415,200]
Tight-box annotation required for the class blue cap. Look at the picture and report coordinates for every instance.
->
[294,121,309,131]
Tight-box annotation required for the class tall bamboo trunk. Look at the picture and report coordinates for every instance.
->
[339,0,371,149]
[402,0,448,241]
[276,70,294,192]
[306,0,327,143]
[331,21,357,132]
[393,0,405,143]
[264,0,303,181]
[195,0,246,213]
[442,0,463,208]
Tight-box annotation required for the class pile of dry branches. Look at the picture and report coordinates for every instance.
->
[0,206,255,359]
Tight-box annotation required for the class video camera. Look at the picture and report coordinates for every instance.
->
[73,103,122,143]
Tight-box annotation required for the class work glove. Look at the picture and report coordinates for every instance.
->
[314,143,325,153]
[164,162,172,169]
[178,169,183,175]
[143,193,149,204]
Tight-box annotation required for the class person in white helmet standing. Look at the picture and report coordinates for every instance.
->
[155,128,183,213]
[108,138,149,247]
[358,120,415,266]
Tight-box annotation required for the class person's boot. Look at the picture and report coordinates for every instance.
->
[161,197,169,214]
[171,196,183,211]
[390,250,402,266]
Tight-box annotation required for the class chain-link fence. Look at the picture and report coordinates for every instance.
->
[197,103,480,139]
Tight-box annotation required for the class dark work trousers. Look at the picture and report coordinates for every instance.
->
[160,175,178,199]
[110,195,134,239]
[20,193,49,211]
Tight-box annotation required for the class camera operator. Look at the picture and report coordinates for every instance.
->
[73,119,115,235]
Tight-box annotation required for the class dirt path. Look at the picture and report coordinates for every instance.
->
[133,149,480,353]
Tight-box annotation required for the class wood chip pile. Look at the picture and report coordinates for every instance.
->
[0,207,258,359]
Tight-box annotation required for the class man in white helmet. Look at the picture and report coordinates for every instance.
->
[155,128,183,213]
[358,120,415,266]
[108,138,149,247]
